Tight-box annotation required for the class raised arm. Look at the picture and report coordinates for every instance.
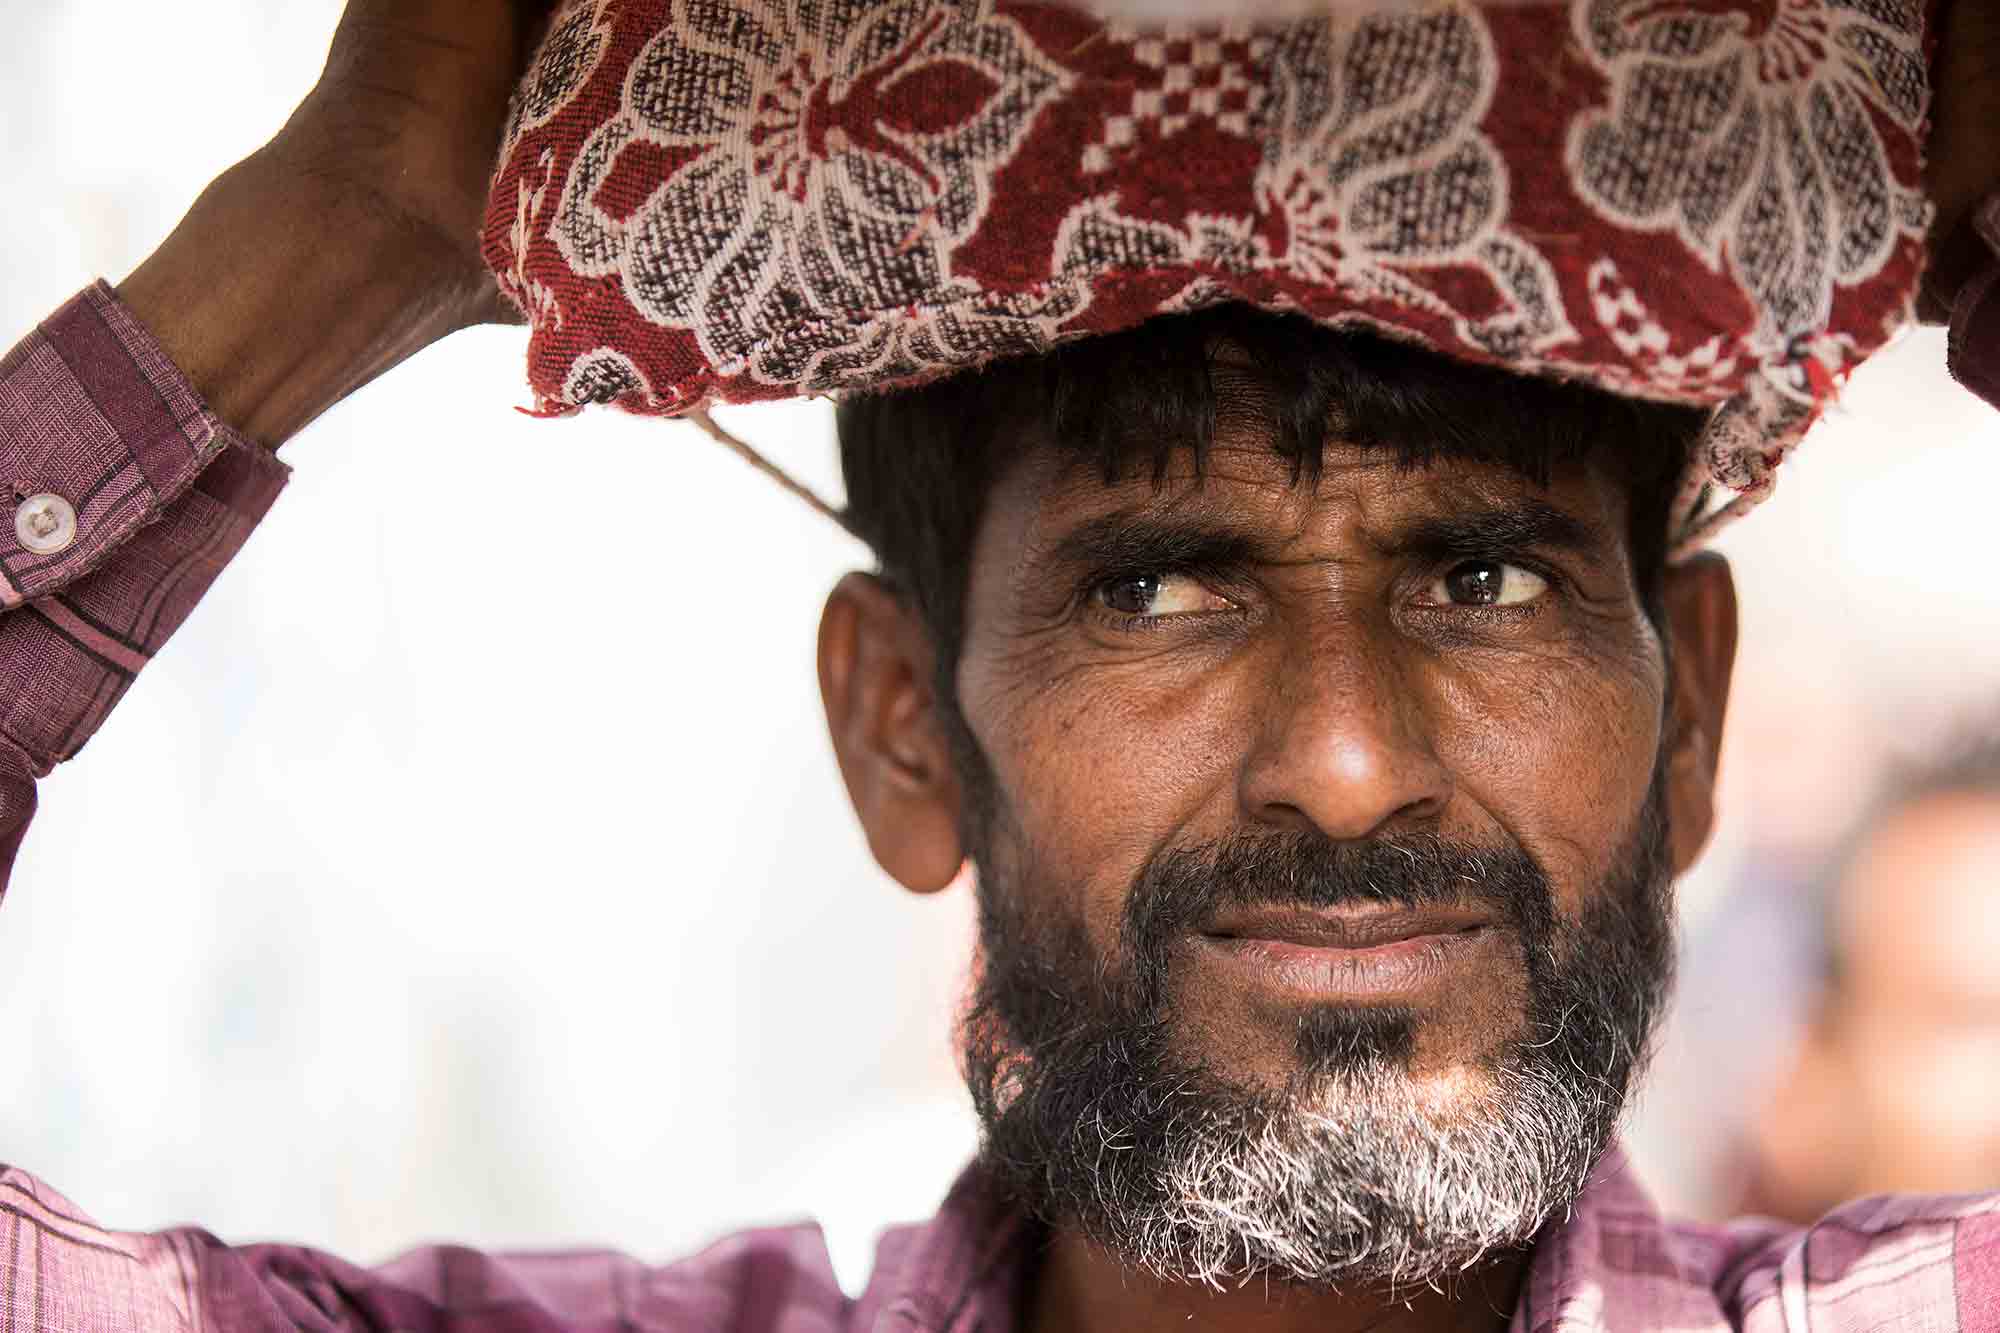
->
[117,0,551,448]
[0,0,553,904]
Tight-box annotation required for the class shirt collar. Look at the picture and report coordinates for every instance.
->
[860,1145,1732,1333]
[1511,1145,1733,1333]
[855,1162,1037,1333]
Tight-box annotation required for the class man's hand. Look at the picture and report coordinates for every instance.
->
[1925,0,2000,315]
[118,0,558,449]
[280,0,559,327]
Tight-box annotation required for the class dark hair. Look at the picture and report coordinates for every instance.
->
[837,304,1703,684]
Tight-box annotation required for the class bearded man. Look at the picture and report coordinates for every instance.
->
[1,0,1997,1330]
[815,309,1716,1329]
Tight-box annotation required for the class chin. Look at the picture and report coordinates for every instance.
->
[1308,1057,1499,1114]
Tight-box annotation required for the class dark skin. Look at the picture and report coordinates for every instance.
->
[118,0,556,450]
[1927,0,2000,270]
[87,0,1987,1330]
[818,368,1741,1333]
[112,0,1997,453]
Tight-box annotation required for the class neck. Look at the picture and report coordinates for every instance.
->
[1025,1226,1527,1333]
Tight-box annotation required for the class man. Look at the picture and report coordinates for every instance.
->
[1737,730,2000,1222]
[0,2,1996,1332]
[818,302,1727,1329]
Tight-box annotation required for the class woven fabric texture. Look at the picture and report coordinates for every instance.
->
[481,0,1934,547]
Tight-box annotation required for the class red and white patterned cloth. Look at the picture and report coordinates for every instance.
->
[7,283,2000,1331]
[481,0,1936,548]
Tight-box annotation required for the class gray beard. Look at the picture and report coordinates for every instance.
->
[1081,1034,1629,1290]
[958,790,1673,1293]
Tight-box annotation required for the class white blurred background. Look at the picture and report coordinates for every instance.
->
[2,0,1998,1279]
[0,0,979,1288]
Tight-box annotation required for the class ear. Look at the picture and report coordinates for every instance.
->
[818,572,966,893]
[1659,551,1738,873]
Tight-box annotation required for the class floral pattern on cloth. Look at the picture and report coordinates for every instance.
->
[483,0,1934,549]
[1569,0,1929,392]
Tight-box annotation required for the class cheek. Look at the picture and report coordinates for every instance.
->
[961,606,1667,957]
[1432,635,1665,916]
[961,646,1249,954]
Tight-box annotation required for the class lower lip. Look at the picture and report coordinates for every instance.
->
[1193,926,1497,1001]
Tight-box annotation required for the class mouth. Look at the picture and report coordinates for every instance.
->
[1193,905,1500,1001]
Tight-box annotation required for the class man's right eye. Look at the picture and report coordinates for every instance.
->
[1092,572,1232,618]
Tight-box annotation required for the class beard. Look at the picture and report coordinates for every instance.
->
[957,771,1675,1293]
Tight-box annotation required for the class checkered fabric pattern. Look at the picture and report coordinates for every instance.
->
[484,0,1938,550]
[7,1143,2000,1330]
[0,284,285,903]
[3,279,2000,1329]
[1083,30,1270,174]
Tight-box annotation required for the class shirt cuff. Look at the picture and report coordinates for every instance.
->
[0,280,288,607]
[0,283,289,773]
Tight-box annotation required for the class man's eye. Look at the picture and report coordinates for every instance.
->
[1428,560,1549,607]
[1093,572,1231,618]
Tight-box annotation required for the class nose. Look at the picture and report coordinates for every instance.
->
[1236,615,1452,840]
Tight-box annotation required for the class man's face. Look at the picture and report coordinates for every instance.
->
[944,374,1686,1285]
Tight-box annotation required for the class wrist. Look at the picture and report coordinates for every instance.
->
[1921,191,2000,324]
[116,151,490,450]
[1923,0,2000,323]
[1928,189,2000,412]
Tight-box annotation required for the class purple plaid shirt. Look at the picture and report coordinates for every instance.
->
[3,285,2000,1332]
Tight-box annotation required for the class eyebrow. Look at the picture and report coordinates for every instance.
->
[1384,500,1602,561]
[1039,499,1602,575]
[1039,513,1260,574]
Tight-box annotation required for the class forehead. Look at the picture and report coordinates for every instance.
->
[981,379,1636,564]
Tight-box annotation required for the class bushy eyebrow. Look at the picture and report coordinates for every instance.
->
[1039,513,1259,575]
[1038,499,1602,576]
[1383,501,1602,561]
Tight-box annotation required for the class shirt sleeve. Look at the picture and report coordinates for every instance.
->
[0,290,708,1333]
[0,1163,845,1331]
[0,281,288,906]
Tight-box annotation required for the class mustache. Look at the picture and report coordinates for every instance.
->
[1121,830,1555,971]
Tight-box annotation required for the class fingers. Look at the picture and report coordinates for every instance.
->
[515,0,564,73]
[469,275,531,329]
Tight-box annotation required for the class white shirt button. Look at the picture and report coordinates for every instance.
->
[15,493,78,555]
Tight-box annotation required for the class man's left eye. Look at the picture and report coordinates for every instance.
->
[1093,572,1233,618]
[1428,560,1549,607]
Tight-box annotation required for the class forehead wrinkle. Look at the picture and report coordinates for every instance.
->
[1019,459,1326,572]
[1010,432,1613,581]
[1037,437,1394,517]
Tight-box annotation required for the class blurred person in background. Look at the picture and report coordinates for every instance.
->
[1734,729,2000,1223]
[1619,664,1881,1219]
[0,1,1996,1333]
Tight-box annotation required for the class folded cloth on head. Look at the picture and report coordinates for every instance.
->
[481,0,1935,549]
